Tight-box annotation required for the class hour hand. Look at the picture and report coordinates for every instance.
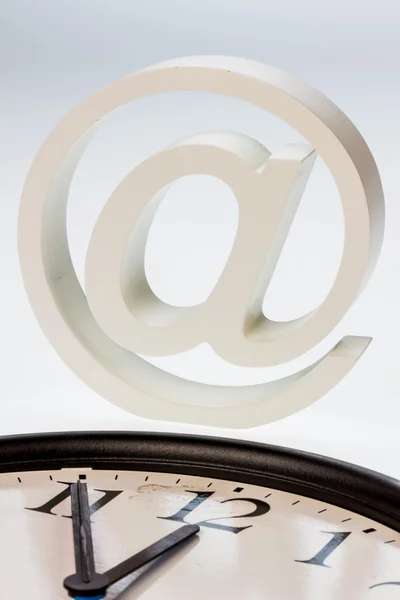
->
[103,524,200,588]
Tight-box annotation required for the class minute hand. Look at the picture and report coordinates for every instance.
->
[63,480,108,598]
[104,524,199,587]
[71,480,95,584]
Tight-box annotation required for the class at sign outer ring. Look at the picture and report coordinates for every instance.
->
[18,56,384,427]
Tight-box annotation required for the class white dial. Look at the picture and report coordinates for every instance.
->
[1,467,400,599]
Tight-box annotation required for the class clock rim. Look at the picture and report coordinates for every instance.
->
[0,430,399,532]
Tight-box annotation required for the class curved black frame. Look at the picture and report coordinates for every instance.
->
[0,431,399,531]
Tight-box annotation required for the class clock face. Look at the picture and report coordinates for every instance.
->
[1,466,400,599]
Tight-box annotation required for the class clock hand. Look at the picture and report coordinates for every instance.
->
[71,480,95,584]
[64,480,199,598]
[103,523,200,588]
[63,480,108,598]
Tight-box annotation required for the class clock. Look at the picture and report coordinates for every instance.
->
[1,431,400,599]
[14,56,393,599]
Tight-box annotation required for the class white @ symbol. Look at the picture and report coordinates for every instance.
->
[18,56,385,427]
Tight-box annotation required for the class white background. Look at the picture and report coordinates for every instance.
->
[1,1,400,477]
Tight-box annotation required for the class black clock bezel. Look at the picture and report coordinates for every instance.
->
[0,431,399,531]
